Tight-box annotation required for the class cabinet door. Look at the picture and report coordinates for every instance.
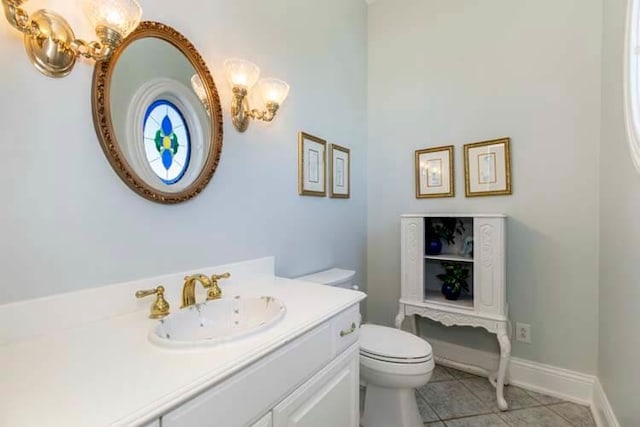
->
[273,344,359,427]
[401,217,424,302]
[474,217,506,315]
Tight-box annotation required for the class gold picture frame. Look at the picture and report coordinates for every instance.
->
[464,137,512,197]
[415,145,455,198]
[329,144,351,199]
[298,132,327,196]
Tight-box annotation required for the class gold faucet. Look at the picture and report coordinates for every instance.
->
[135,286,171,319]
[181,272,231,308]
[181,274,212,308]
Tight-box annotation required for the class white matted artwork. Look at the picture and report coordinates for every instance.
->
[298,132,326,196]
[330,144,350,198]
[415,145,454,198]
[464,137,512,197]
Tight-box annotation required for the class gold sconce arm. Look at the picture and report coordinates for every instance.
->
[2,0,142,78]
[231,87,251,132]
[230,87,281,131]
[247,102,280,122]
[3,0,33,33]
[69,37,113,62]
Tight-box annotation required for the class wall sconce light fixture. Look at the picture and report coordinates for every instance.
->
[191,74,210,114]
[2,0,142,78]
[223,58,290,132]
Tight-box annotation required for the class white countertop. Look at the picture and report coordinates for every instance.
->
[0,277,365,427]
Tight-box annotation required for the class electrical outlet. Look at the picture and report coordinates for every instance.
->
[516,323,531,344]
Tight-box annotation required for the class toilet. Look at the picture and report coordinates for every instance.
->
[297,269,434,427]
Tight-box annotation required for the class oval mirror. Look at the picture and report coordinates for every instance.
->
[92,21,223,204]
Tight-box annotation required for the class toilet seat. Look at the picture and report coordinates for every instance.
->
[359,324,433,361]
[360,351,434,377]
[360,349,432,365]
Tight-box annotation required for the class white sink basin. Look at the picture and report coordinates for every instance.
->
[149,296,286,349]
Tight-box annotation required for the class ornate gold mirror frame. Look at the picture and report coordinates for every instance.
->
[91,21,223,204]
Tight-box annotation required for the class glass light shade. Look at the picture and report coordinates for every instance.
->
[83,0,143,38]
[223,58,260,90]
[258,78,290,105]
[191,74,207,104]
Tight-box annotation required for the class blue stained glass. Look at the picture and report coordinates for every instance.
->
[161,115,173,135]
[162,149,173,170]
[142,99,191,185]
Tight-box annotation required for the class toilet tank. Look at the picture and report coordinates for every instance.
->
[296,268,359,290]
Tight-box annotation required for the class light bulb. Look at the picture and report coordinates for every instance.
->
[83,0,143,39]
[258,78,290,105]
[223,58,260,90]
[191,74,207,104]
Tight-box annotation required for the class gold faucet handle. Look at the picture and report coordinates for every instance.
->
[135,286,170,319]
[206,272,231,301]
[211,272,231,283]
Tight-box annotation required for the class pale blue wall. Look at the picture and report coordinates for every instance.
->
[599,0,640,423]
[0,0,368,303]
[367,0,602,374]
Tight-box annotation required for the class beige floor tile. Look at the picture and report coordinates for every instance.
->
[547,402,596,427]
[416,391,440,422]
[444,413,509,427]
[444,366,479,380]
[418,380,491,420]
[460,378,539,412]
[499,406,573,427]
[526,390,565,405]
[430,365,455,382]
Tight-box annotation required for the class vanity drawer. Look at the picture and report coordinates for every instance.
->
[332,304,361,357]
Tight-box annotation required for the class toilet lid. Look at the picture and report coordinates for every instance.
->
[360,324,432,361]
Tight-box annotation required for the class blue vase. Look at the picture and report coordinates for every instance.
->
[427,238,442,255]
[441,282,461,300]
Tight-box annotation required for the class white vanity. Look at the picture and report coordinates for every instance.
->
[0,258,365,427]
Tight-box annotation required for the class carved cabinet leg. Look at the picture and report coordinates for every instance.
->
[496,322,512,411]
[408,314,417,335]
[394,304,405,329]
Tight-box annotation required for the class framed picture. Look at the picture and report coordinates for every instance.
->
[329,144,350,198]
[298,132,326,196]
[464,137,512,197]
[415,145,455,198]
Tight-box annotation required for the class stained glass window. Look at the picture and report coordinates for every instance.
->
[142,99,191,185]
[626,0,640,173]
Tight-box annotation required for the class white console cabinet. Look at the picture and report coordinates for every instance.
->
[162,305,361,427]
[396,214,511,410]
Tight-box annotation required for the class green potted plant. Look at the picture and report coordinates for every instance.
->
[425,218,466,255]
[436,262,470,300]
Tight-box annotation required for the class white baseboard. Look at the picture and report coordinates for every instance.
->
[427,338,619,427]
[592,379,621,427]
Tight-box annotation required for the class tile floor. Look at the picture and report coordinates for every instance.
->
[360,364,596,427]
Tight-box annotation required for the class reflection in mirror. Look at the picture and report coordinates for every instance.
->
[110,37,210,193]
[92,21,223,204]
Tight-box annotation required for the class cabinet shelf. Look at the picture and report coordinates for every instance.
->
[424,254,474,263]
[424,290,474,309]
